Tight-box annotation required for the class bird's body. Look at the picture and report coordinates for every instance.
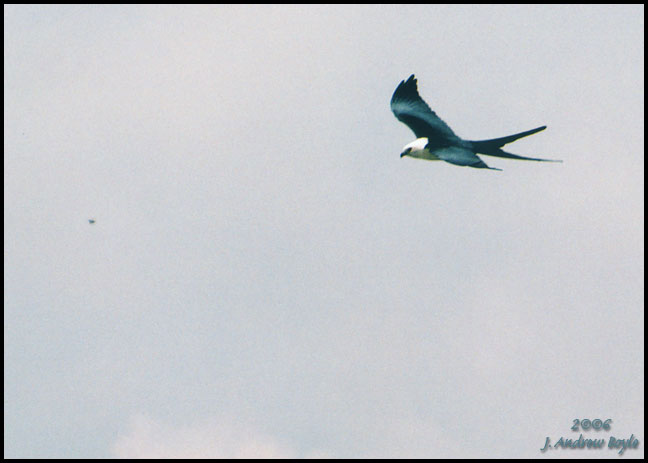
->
[391,75,561,170]
[401,138,442,161]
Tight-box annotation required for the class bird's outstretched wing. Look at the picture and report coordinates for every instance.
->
[390,74,459,143]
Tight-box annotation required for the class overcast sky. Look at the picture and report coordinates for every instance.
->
[4,4,644,459]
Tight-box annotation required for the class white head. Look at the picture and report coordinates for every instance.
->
[400,137,429,158]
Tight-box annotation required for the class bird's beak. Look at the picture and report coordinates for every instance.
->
[400,152,406,158]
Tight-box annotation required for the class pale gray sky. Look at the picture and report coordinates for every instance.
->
[4,4,644,458]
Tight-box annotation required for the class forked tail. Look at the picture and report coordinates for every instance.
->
[470,125,562,162]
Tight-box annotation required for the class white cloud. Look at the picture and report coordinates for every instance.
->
[112,414,332,459]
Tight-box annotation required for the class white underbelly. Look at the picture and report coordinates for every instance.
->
[410,148,441,161]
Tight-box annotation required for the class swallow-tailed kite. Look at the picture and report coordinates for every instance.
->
[391,75,561,170]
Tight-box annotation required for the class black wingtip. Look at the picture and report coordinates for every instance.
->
[398,74,416,85]
[392,75,420,106]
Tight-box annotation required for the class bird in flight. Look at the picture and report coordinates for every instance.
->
[88,219,96,224]
[391,75,561,170]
